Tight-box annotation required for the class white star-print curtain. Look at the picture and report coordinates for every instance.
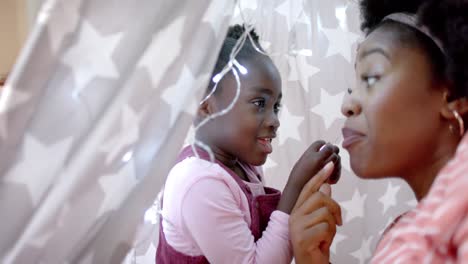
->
[0,0,417,263]
[0,0,234,262]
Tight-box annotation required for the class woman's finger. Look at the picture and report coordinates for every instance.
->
[294,162,334,209]
[296,191,342,226]
[319,183,331,197]
[299,206,337,233]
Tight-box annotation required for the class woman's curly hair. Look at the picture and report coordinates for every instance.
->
[359,0,468,98]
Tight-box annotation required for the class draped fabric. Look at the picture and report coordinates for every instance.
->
[0,0,416,263]
[0,0,234,262]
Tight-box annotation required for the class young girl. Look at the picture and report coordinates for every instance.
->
[156,25,342,263]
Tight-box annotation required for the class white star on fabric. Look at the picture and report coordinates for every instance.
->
[62,21,122,96]
[3,135,73,205]
[161,66,209,126]
[288,55,320,92]
[99,105,143,164]
[43,0,82,53]
[202,1,233,37]
[0,86,31,139]
[331,233,347,254]
[275,0,303,30]
[97,159,138,218]
[350,236,373,264]
[310,89,345,130]
[136,243,157,263]
[296,10,312,25]
[278,105,304,145]
[379,182,401,214]
[275,1,290,20]
[139,16,185,87]
[321,25,360,63]
[341,189,367,222]
[234,0,258,18]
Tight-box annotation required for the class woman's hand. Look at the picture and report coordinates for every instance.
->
[289,162,342,264]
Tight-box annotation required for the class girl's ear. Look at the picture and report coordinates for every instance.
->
[195,94,217,124]
[198,100,212,118]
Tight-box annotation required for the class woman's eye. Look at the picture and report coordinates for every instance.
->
[362,75,380,87]
[274,103,282,114]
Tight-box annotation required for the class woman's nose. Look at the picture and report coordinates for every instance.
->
[341,89,362,117]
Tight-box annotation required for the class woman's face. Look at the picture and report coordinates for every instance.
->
[341,26,447,179]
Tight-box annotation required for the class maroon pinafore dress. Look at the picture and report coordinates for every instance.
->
[156,146,282,263]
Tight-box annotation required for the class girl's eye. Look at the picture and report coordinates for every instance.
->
[253,100,266,108]
[362,75,380,87]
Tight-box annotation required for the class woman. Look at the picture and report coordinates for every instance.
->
[290,0,468,263]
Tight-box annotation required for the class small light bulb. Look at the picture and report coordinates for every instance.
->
[144,207,158,224]
[212,73,222,83]
[122,151,133,162]
[234,60,248,75]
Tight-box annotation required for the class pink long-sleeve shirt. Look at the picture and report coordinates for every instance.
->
[161,156,293,264]
[371,134,468,263]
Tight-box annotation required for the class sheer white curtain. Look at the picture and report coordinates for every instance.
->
[0,0,234,262]
[0,0,416,263]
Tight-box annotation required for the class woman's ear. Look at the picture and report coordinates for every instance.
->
[440,91,468,120]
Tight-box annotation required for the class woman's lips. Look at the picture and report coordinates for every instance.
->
[342,127,366,149]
